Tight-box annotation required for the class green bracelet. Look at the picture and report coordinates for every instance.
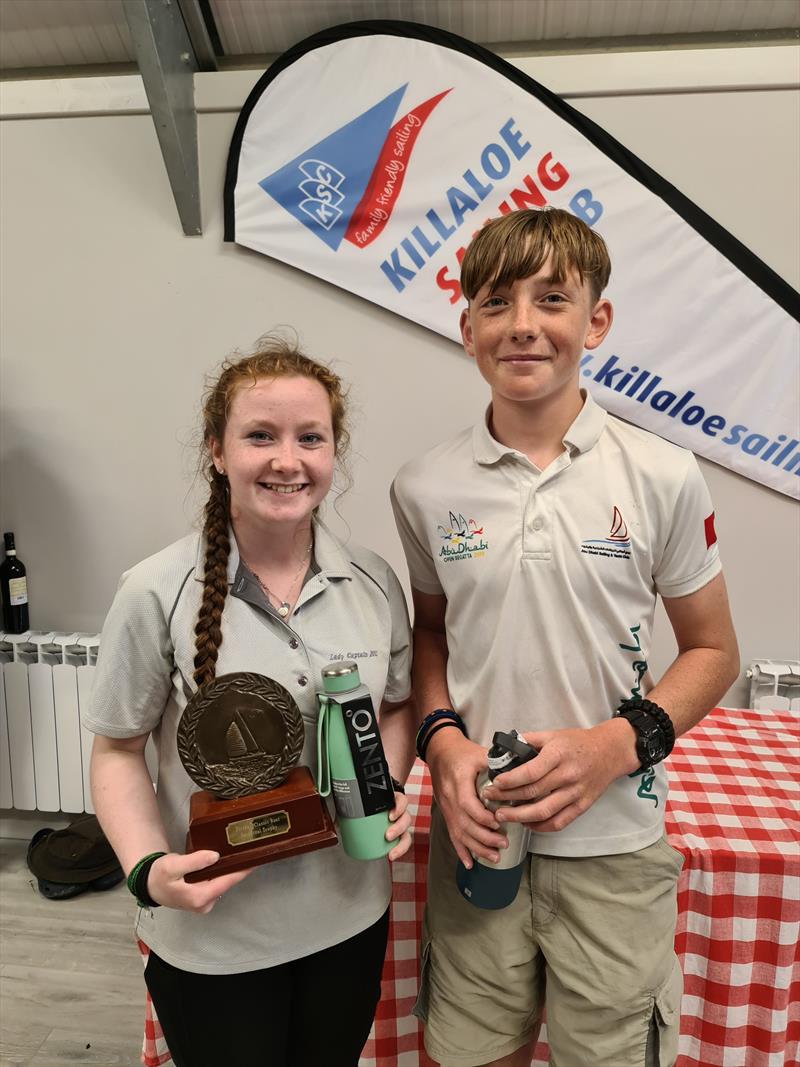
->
[126,851,166,907]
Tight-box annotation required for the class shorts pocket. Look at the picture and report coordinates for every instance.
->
[411,921,432,1023]
[647,958,683,1067]
[654,835,685,878]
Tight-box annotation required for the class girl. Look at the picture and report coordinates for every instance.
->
[86,337,416,1067]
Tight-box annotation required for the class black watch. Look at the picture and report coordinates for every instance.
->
[616,703,669,771]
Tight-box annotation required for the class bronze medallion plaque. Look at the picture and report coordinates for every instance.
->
[177,672,304,799]
[176,672,337,881]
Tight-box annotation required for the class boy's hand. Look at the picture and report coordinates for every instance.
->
[481,719,639,833]
[426,730,508,868]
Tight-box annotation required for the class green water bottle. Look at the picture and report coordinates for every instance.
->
[317,661,393,860]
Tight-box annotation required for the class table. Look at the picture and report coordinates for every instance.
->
[665,708,799,1066]
[361,707,799,1067]
[141,708,799,1067]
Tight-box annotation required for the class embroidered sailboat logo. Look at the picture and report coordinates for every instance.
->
[580,506,632,560]
[608,506,629,542]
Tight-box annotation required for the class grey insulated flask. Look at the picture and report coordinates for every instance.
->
[456,730,538,910]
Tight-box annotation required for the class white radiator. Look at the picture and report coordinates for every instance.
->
[746,659,800,712]
[0,632,100,814]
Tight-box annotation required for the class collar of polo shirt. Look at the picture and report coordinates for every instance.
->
[192,517,355,587]
[472,389,608,466]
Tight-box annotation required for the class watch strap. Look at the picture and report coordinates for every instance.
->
[616,708,661,771]
[618,696,675,755]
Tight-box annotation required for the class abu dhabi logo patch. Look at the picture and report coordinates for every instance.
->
[580,506,632,560]
[437,511,489,563]
[259,85,450,253]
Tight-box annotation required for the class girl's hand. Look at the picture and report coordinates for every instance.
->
[146,850,253,913]
[385,791,413,862]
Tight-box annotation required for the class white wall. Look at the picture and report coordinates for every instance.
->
[1,46,798,706]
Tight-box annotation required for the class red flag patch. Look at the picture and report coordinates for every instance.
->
[704,512,717,549]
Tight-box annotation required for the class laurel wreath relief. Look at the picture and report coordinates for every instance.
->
[177,672,305,799]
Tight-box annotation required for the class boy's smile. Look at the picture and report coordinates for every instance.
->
[459,255,612,409]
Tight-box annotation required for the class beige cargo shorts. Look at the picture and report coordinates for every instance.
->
[414,806,684,1067]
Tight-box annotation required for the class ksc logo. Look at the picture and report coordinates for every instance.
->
[297,160,345,231]
[260,84,450,253]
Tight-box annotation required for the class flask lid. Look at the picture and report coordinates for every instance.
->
[321,660,361,694]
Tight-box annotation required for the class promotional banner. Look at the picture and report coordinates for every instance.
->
[225,20,800,499]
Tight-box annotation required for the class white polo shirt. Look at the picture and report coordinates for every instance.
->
[391,391,720,858]
[84,519,411,973]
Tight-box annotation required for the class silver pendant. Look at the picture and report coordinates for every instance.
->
[278,603,290,618]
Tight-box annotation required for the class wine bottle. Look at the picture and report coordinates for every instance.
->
[1,532,29,633]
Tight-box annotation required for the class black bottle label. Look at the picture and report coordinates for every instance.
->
[341,695,393,817]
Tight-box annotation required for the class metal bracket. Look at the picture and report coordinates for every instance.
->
[122,0,202,235]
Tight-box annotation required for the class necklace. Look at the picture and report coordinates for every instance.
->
[242,540,312,618]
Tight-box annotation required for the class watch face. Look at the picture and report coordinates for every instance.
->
[644,732,666,763]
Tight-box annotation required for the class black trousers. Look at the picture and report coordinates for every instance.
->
[144,908,390,1067]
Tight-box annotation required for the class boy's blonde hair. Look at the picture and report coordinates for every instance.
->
[460,208,611,304]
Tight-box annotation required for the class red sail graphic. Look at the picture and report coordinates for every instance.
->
[344,89,451,249]
[609,506,629,541]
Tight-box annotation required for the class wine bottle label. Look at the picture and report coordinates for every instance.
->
[8,577,27,605]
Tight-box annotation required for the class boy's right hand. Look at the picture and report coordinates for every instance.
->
[426,731,508,868]
[146,850,253,913]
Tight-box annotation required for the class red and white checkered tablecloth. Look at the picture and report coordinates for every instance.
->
[666,707,799,1067]
[141,707,799,1067]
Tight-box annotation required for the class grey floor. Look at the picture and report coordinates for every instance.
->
[0,837,146,1066]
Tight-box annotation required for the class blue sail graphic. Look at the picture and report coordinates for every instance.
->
[260,85,407,251]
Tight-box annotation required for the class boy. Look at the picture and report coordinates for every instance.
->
[390,208,739,1067]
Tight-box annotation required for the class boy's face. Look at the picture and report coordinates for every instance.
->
[459,255,612,409]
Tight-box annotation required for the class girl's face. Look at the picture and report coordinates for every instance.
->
[211,375,335,536]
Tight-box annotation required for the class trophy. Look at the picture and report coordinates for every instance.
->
[176,672,337,883]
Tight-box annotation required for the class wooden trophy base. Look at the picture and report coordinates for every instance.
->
[184,766,338,882]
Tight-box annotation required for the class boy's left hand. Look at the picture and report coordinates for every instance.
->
[385,791,413,861]
[481,719,639,832]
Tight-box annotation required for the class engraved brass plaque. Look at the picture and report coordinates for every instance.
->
[226,810,292,847]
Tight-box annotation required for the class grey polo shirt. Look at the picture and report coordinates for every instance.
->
[84,519,411,973]
[392,392,721,858]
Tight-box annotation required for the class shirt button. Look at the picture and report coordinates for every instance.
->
[298,675,308,687]
[289,638,299,649]
[532,518,543,531]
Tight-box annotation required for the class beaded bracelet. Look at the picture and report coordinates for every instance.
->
[126,851,166,909]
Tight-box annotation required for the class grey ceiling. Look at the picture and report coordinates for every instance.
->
[1,0,798,74]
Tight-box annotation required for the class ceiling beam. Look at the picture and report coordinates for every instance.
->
[177,0,220,71]
[122,0,202,235]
